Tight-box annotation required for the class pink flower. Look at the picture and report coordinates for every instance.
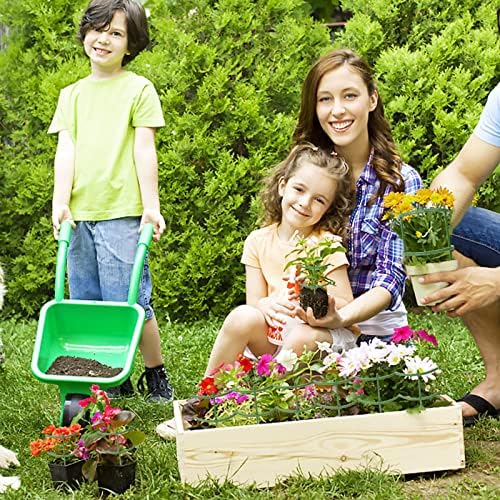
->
[256,354,274,376]
[416,329,438,347]
[390,325,414,343]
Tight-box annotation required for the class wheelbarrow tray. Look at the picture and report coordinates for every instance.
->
[31,221,154,422]
[32,298,145,393]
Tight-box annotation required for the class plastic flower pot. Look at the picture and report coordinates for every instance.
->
[96,461,136,497]
[48,459,85,490]
[405,259,458,306]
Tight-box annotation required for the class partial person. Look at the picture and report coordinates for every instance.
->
[157,143,358,439]
[0,265,21,493]
[292,49,423,340]
[49,0,172,401]
[420,80,500,425]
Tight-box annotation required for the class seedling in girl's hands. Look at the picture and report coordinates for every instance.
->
[285,235,346,318]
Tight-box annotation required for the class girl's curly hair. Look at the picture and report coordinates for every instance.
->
[260,142,354,242]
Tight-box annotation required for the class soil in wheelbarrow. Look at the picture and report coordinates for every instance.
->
[46,356,122,377]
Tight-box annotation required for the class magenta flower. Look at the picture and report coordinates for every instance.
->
[256,354,273,376]
[390,325,414,343]
[416,329,438,346]
[74,439,89,460]
[390,326,438,347]
[275,363,287,375]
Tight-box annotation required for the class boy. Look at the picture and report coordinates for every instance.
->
[49,0,172,401]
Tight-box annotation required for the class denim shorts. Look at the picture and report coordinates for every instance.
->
[452,207,500,268]
[67,217,154,320]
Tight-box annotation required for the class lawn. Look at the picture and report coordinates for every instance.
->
[0,311,499,499]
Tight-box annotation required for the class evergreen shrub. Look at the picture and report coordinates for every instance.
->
[0,0,498,320]
[337,0,500,209]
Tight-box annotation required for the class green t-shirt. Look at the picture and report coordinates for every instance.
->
[48,71,165,221]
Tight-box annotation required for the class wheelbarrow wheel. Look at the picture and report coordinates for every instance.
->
[63,394,88,426]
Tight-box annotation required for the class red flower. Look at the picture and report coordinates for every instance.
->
[236,353,253,374]
[198,376,218,396]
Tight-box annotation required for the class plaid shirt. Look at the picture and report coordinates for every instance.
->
[348,158,423,310]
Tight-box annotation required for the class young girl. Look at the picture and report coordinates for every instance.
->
[156,143,357,439]
[206,143,357,372]
[49,0,172,401]
[293,49,423,340]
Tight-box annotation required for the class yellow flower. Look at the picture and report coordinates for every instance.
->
[430,187,454,208]
[414,188,433,206]
[415,231,423,238]
[383,192,405,210]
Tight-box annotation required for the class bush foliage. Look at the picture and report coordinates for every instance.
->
[0,0,498,320]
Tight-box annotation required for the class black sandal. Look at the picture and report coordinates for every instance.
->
[458,393,500,427]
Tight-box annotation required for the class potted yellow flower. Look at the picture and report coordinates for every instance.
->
[383,187,457,305]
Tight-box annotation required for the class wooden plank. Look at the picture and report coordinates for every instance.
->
[174,399,465,487]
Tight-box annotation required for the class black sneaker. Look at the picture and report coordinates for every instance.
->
[137,365,174,402]
[106,377,135,398]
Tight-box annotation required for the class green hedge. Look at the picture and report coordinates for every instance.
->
[0,0,498,321]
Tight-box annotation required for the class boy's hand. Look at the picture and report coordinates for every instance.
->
[51,205,74,240]
[140,208,166,242]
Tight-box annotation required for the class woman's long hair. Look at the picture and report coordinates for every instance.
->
[292,49,404,199]
[260,143,354,242]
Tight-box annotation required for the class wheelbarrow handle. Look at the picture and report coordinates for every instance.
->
[54,221,154,304]
[55,221,73,302]
[127,223,154,305]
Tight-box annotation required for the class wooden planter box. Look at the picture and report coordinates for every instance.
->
[174,397,465,487]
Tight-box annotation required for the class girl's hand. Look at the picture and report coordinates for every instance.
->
[284,267,304,302]
[257,296,296,328]
[140,209,166,242]
[51,205,75,240]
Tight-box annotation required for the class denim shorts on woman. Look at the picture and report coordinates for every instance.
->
[67,217,154,320]
[452,207,500,268]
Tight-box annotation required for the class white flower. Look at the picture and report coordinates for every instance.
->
[366,339,389,364]
[318,352,341,373]
[316,341,333,354]
[386,349,403,366]
[403,356,440,383]
[275,349,298,372]
[188,8,198,17]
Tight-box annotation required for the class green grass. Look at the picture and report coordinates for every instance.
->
[0,311,498,499]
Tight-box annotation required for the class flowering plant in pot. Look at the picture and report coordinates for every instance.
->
[30,423,85,490]
[284,234,346,318]
[181,326,444,429]
[75,385,145,496]
[383,187,457,305]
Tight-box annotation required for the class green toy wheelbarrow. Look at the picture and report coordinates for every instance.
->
[31,220,153,424]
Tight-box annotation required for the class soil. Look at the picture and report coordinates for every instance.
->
[300,286,329,318]
[46,356,122,377]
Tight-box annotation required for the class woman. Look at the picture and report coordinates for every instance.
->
[293,49,423,339]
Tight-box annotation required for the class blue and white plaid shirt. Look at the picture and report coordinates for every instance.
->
[347,157,423,310]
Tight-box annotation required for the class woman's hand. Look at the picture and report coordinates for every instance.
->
[295,294,344,329]
[257,296,296,328]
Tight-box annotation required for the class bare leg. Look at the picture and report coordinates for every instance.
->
[282,324,332,356]
[454,251,500,415]
[139,316,164,368]
[205,305,276,376]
